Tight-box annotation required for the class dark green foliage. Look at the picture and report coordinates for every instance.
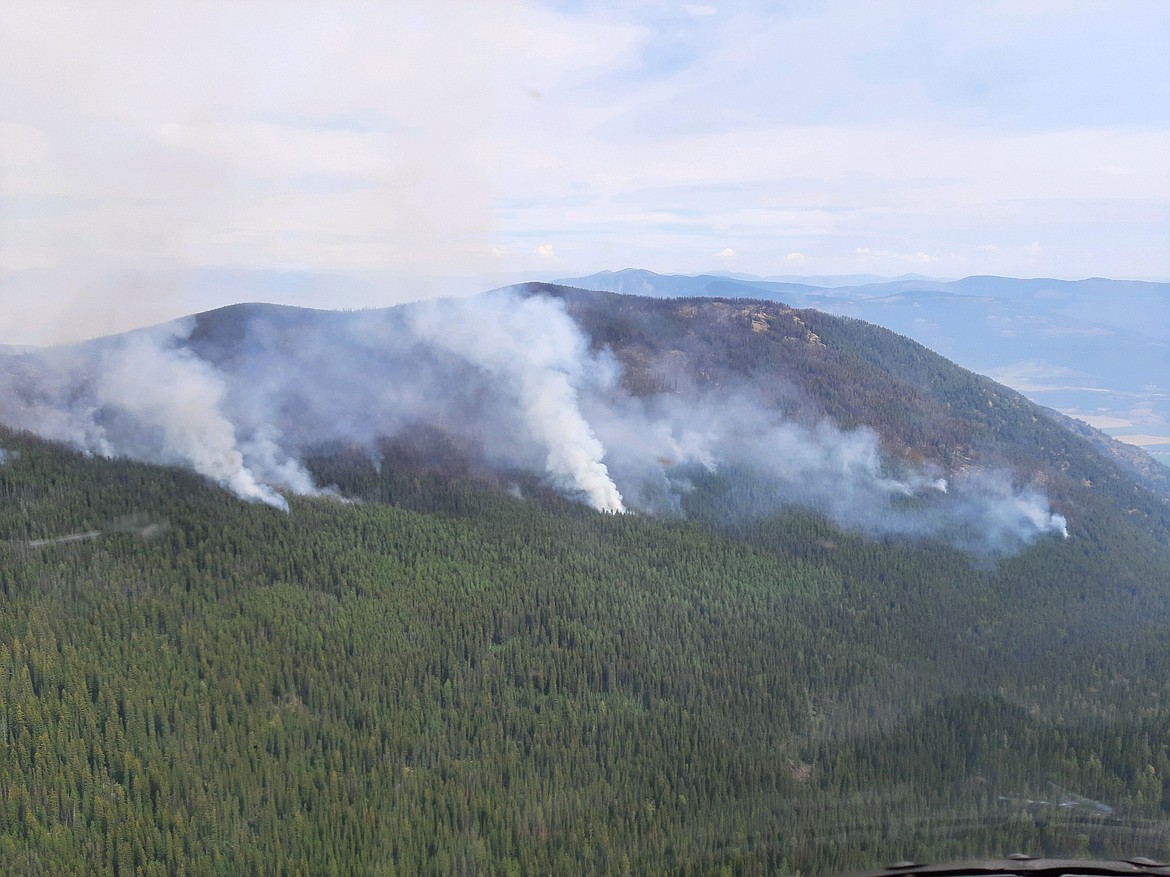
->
[2,289,1170,875]
[2,425,1170,875]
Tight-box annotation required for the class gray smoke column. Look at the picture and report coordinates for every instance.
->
[941,471,1068,552]
[97,327,290,509]
[589,388,1068,554]
[0,290,627,514]
[408,291,625,513]
[0,322,296,510]
[0,287,1072,553]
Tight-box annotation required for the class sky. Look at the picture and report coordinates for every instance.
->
[1,0,1168,345]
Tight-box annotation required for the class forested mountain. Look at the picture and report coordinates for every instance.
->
[560,271,1170,474]
[3,283,1165,521]
[2,286,1170,875]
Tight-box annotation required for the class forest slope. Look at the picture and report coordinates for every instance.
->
[559,270,1170,476]
[2,426,1170,875]
[2,287,1170,874]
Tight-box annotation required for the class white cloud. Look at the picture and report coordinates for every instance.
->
[536,243,557,259]
[785,252,806,264]
[717,247,736,259]
[1,0,1168,343]
[854,247,935,265]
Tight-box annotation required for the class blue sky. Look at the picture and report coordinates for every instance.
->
[2,0,1168,344]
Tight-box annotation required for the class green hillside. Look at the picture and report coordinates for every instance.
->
[2,426,1169,876]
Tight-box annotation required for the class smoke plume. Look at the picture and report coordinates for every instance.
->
[0,322,296,510]
[408,294,624,512]
[585,388,1067,554]
[0,288,1069,553]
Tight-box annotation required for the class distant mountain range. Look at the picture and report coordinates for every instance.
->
[559,270,1170,469]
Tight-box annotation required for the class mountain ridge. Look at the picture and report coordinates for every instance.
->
[2,284,1165,553]
[559,270,1170,471]
[3,286,1170,874]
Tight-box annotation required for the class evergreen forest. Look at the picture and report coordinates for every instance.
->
[3,421,1170,876]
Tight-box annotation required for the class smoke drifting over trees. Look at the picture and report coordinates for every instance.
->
[0,289,1067,554]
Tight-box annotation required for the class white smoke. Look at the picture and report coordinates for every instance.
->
[240,424,320,496]
[408,292,625,513]
[96,327,291,509]
[944,471,1069,549]
[0,323,294,510]
[585,388,1067,553]
[0,288,1072,552]
[0,346,112,455]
